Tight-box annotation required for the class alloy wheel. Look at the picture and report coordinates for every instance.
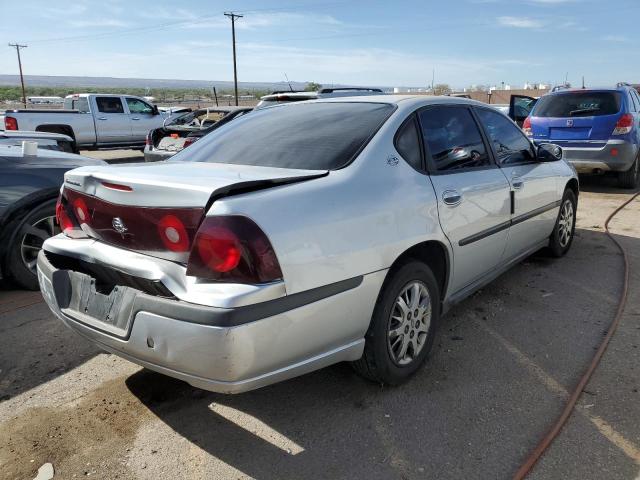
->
[557,199,574,248]
[387,281,432,366]
[19,215,59,273]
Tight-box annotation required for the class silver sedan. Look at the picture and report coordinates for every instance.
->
[38,96,578,393]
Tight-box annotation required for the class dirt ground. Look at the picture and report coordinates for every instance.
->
[0,171,638,480]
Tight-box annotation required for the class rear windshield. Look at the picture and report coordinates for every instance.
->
[173,102,394,170]
[534,92,621,118]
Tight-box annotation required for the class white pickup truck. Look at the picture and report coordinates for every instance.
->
[1,94,170,151]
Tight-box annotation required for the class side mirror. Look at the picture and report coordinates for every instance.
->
[537,143,562,162]
[152,105,160,115]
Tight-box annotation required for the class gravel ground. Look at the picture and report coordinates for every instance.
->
[0,170,638,480]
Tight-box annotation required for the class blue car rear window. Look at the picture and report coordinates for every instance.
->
[534,92,622,118]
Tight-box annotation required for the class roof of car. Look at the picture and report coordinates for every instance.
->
[314,94,489,109]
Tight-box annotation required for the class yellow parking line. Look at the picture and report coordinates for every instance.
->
[476,320,640,465]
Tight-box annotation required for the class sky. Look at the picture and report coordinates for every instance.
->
[1,0,638,89]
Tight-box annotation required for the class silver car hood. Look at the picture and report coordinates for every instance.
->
[64,161,328,207]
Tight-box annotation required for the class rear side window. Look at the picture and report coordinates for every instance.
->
[96,97,125,114]
[175,102,394,170]
[63,97,90,113]
[418,106,490,172]
[534,92,621,118]
[394,117,422,170]
[476,108,535,165]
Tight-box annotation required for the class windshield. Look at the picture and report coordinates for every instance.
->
[533,91,621,117]
[172,102,394,170]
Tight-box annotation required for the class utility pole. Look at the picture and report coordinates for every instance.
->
[8,43,28,108]
[224,12,243,106]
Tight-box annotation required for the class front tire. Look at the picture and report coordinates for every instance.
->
[6,200,59,290]
[352,261,440,385]
[617,156,639,189]
[548,189,577,257]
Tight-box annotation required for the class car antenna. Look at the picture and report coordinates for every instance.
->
[582,76,585,89]
[284,73,294,92]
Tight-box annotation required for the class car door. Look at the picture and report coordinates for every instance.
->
[125,97,160,142]
[509,94,537,127]
[94,96,132,144]
[474,106,560,262]
[418,105,512,295]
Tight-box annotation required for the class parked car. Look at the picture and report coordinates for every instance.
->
[0,130,75,152]
[525,84,640,188]
[1,94,170,151]
[255,87,385,109]
[0,145,105,289]
[144,106,253,162]
[158,106,193,115]
[38,96,577,393]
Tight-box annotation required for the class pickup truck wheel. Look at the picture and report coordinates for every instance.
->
[352,261,440,385]
[617,156,639,189]
[6,200,59,290]
[548,189,577,258]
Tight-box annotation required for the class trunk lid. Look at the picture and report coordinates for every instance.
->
[64,161,327,207]
[62,161,327,261]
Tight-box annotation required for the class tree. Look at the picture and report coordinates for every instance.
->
[432,83,452,96]
[305,82,323,92]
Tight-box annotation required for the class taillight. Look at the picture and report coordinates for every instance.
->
[183,137,198,149]
[55,195,74,233]
[62,187,203,256]
[612,113,633,135]
[157,215,190,252]
[55,192,87,238]
[72,197,90,224]
[187,216,282,284]
[522,116,532,137]
[4,116,18,130]
[145,132,152,146]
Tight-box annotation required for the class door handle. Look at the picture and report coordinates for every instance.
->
[97,117,107,121]
[512,177,524,190]
[442,190,463,206]
[131,117,140,121]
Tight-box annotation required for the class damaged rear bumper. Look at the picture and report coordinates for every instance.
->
[37,245,383,393]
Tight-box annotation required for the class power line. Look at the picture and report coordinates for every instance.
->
[224,12,243,106]
[8,43,27,108]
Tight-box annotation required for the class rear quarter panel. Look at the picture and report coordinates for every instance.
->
[209,110,451,295]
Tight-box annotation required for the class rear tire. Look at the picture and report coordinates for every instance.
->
[6,200,59,290]
[617,156,639,189]
[352,261,440,385]
[548,189,577,257]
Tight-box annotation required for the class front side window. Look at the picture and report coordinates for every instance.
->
[419,106,490,172]
[174,102,394,170]
[96,97,124,114]
[394,116,422,170]
[126,98,153,114]
[476,108,535,165]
